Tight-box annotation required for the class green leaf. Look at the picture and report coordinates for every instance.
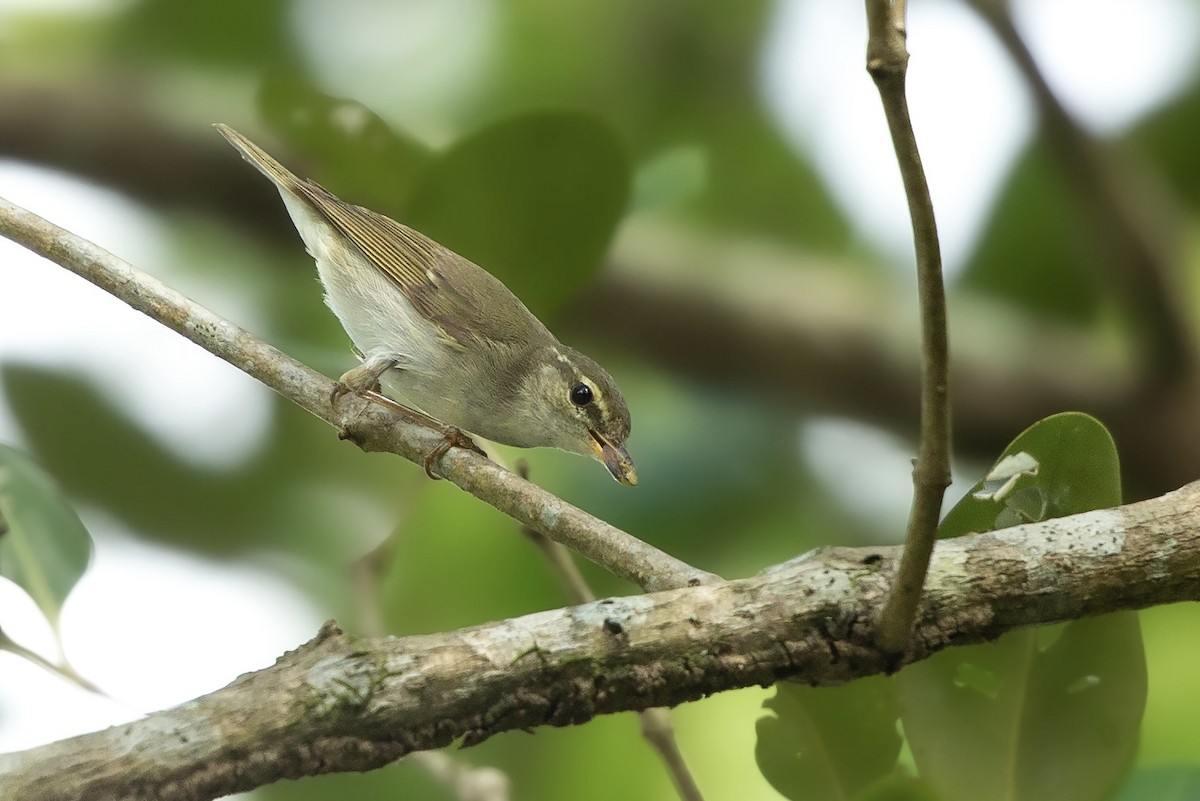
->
[897,412,1145,801]
[755,677,901,801]
[939,411,1122,539]
[0,444,94,627]
[406,110,631,318]
[897,615,1144,801]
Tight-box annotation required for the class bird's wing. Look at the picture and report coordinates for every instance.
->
[297,184,546,348]
[215,123,546,349]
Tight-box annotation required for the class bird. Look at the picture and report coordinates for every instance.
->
[215,124,636,485]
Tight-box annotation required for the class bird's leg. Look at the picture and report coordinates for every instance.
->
[354,389,487,478]
[332,353,487,479]
[331,352,397,402]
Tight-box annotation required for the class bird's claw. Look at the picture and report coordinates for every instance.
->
[423,427,486,480]
[329,378,382,407]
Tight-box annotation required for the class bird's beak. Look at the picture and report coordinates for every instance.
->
[589,431,638,486]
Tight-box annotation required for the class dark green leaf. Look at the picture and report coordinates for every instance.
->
[959,145,1105,324]
[1,364,377,562]
[0,444,93,626]
[111,0,291,67]
[406,110,631,318]
[1133,77,1200,211]
[897,412,1144,801]
[755,677,901,801]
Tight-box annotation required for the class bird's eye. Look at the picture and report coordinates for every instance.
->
[570,383,594,406]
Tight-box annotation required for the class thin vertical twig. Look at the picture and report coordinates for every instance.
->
[516,462,705,801]
[864,0,953,654]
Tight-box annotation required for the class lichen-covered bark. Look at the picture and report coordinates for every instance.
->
[4,482,1199,801]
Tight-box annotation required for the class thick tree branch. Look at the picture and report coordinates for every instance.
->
[865,0,952,652]
[3,480,1199,801]
[0,196,716,593]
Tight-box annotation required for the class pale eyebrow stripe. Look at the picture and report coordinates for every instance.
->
[551,350,608,410]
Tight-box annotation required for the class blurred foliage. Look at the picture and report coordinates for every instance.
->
[959,144,1106,324]
[1,1,1199,800]
[483,0,852,248]
[110,0,294,67]
[1134,77,1200,212]
[854,778,941,801]
[258,72,434,212]
[405,110,630,314]
[1117,764,1200,801]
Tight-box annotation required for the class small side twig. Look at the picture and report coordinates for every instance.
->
[350,538,513,801]
[864,0,952,654]
[348,536,394,639]
[636,708,704,801]
[516,461,705,801]
[0,626,106,697]
[408,752,510,801]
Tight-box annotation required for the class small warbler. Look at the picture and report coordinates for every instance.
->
[215,124,636,485]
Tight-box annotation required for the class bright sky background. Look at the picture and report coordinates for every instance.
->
[0,0,1197,772]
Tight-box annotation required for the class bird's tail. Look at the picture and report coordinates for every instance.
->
[213,123,304,192]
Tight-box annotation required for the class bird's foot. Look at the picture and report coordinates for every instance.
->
[332,375,487,479]
[421,426,487,480]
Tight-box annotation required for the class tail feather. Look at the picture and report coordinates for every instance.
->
[213,123,303,192]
